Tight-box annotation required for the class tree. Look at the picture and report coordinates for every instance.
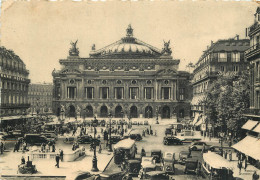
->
[203,70,250,138]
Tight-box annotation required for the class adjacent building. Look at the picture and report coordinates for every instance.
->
[28,83,53,115]
[0,46,30,128]
[52,25,192,122]
[191,37,250,128]
[234,7,260,167]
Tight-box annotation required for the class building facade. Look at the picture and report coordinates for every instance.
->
[28,83,53,115]
[52,25,192,122]
[0,46,30,125]
[191,37,250,126]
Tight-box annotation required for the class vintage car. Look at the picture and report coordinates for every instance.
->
[184,158,198,174]
[41,132,57,143]
[77,135,93,144]
[178,151,190,165]
[151,150,162,163]
[63,136,77,144]
[189,141,215,151]
[163,152,175,175]
[67,171,95,180]
[141,156,156,167]
[163,136,183,145]
[129,131,142,141]
[125,159,141,177]
[140,171,169,180]
[100,120,106,127]
[139,159,157,179]
[97,171,125,180]
[110,135,122,144]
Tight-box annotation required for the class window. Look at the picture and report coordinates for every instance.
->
[67,87,76,99]
[144,87,153,99]
[115,87,124,99]
[179,88,185,100]
[233,65,239,72]
[85,87,94,99]
[220,66,225,72]
[231,52,240,62]
[161,87,171,99]
[100,87,109,99]
[218,53,227,62]
[129,87,139,99]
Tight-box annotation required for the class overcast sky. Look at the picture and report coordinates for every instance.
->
[1,1,258,83]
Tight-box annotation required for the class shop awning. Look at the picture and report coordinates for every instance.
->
[232,136,260,161]
[241,120,258,130]
[192,113,201,125]
[0,116,22,121]
[195,118,203,126]
[252,123,260,133]
[203,152,233,169]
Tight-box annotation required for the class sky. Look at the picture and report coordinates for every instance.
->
[0,1,259,83]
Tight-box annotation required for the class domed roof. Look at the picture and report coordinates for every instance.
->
[89,25,163,58]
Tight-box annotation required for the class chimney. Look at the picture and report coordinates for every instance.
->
[211,40,213,45]
[237,35,239,40]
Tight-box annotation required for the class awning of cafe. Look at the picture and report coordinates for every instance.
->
[241,120,258,130]
[203,152,233,170]
[232,136,260,161]
[192,113,201,125]
[252,123,260,133]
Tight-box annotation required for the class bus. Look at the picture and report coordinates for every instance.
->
[114,138,137,165]
[201,152,234,180]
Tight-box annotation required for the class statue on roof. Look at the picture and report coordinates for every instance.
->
[162,40,172,55]
[69,40,79,56]
[92,44,96,51]
[126,24,133,37]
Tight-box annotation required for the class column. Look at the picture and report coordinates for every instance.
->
[162,87,164,99]
[122,88,124,99]
[155,81,158,100]
[92,88,94,99]
[107,88,109,99]
[171,82,174,100]
[130,88,132,99]
[144,88,146,99]
[115,88,117,99]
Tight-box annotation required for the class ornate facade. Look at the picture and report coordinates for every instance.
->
[0,46,30,121]
[52,25,191,122]
[28,83,53,115]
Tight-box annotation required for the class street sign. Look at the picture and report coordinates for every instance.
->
[201,123,206,131]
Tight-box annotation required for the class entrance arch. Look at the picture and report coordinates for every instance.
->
[161,106,170,119]
[130,106,138,118]
[145,106,153,118]
[115,106,123,118]
[85,105,93,117]
[69,105,76,117]
[100,106,108,118]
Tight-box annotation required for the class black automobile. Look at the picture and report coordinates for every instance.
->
[184,158,198,174]
[100,120,106,127]
[110,135,122,144]
[163,136,183,145]
[178,151,190,165]
[125,159,141,177]
[165,128,172,136]
[72,171,95,180]
[77,135,93,144]
[151,150,162,163]
[97,171,125,180]
[141,171,169,180]
[23,134,49,146]
[129,134,142,141]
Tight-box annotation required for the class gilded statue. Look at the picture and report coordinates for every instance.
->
[162,40,172,55]
[69,40,79,56]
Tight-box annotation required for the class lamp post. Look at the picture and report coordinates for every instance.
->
[107,113,113,152]
[91,120,99,172]
[156,107,159,124]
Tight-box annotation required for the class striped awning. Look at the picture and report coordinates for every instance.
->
[252,123,260,133]
[192,113,201,125]
[242,120,258,130]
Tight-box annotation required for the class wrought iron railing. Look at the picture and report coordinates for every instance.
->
[243,108,260,116]
[245,43,260,55]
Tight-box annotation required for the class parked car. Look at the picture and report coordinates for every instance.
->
[0,131,7,140]
[2,133,18,141]
[77,135,93,144]
[189,141,215,151]
[140,171,169,180]
[125,159,141,177]
[129,131,142,141]
[163,152,175,175]
[68,171,95,180]
[23,134,49,146]
[151,150,162,163]
[141,156,156,167]
[11,130,23,138]
[178,151,190,165]
[144,121,149,125]
[110,135,122,144]
[184,158,199,174]
[63,136,77,144]
[41,132,57,143]
[163,136,183,145]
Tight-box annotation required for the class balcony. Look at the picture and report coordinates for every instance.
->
[248,22,260,36]
[0,103,31,108]
[243,108,260,117]
[245,43,260,60]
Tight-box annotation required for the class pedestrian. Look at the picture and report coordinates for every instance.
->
[253,171,259,180]
[21,156,25,164]
[55,154,60,168]
[13,142,18,152]
[142,130,145,137]
[238,160,242,175]
[244,157,248,171]
[224,150,227,159]
[229,150,232,161]
[59,149,64,162]
[52,144,56,152]
[141,147,146,157]
[98,143,102,154]
[41,143,44,152]
[46,143,50,153]
[0,142,3,154]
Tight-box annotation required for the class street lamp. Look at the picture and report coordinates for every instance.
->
[91,119,99,172]
[156,107,159,124]
[107,113,113,152]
